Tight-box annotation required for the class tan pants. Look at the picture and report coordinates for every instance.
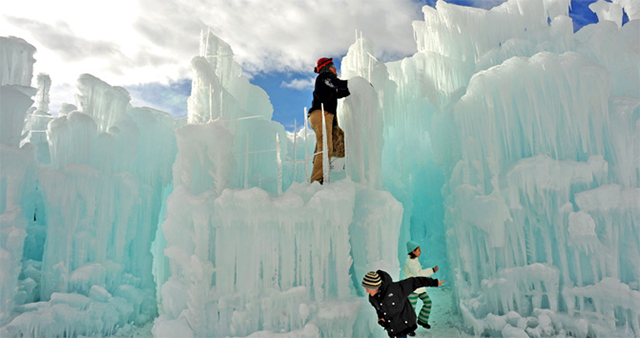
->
[309,110,345,183]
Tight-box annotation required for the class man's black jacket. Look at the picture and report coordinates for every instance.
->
[310,72,350,117]
[368,270,439,338]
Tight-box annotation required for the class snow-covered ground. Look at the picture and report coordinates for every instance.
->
[412,287,466,338]
[80,322,154,338]
[89,287,467,338]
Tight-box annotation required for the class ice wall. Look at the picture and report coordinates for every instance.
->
[155,180,401,337]
[2,0,637,335]
[339,0,639,336]
[437,5,640,333]
[0,36,37,327]
[1,31,407,337]
[341,35,451,288]
[0,35,178,336]
[153,32,404,338]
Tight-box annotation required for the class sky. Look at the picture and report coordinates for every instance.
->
[1,0,615,131]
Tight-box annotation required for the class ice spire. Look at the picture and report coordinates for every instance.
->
[340,34,385,188]
[21,73,54,163]
[75,74,131,133]
[34,74,51,115]
[590,0,624,28]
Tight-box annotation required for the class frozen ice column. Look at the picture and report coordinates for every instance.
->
[339,37,385,189]
[0,37,37,147]
[1,69,177,336]
[155,31,292,337]
[0,36,37,326]
[21,74,54,164]
[188,31,284,193]
[0,36,35,87]
[188,30,272,124]
[75,74,131,133]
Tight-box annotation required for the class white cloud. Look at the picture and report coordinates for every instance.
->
[1,0,425,88]
[281,78,314,91]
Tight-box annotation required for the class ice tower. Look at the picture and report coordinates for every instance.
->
[152,31,404,338]
[340,0,639,337]
[0,37,178,336]
[0,36,37,328]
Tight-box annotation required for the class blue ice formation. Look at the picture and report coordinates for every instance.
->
[0,0,639,337]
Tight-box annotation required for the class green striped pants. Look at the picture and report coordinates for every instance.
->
[409,292,432,324]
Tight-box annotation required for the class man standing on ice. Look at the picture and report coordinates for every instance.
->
[404,240,439,329]
[362,270,444,338]
[308,57,350,184]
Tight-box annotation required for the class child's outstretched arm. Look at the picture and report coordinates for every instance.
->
[398,276,444,298]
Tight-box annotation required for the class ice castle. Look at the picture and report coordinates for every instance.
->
[0,0,638,337]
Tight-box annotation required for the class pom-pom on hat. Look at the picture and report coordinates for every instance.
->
[406,240,420,254]
[362,271,382,289]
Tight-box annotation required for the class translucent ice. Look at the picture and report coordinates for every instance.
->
[1,37,177,336]
[0,36,35,87]
[339,0,639,336]
[0,37,38,328]
[149,33,405,337]
[1,0,639,336]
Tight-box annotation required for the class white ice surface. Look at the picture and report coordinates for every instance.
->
[1,0,639,337]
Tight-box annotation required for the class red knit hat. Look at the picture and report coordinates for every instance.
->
[314,57,333,73]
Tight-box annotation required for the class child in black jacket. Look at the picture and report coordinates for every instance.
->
[362,270,444,338]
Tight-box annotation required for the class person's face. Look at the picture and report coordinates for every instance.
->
[329,65,337,76]
[412,246,421,257]
[365,288,379,296]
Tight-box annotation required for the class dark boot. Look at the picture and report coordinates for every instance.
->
[418,321,431,329]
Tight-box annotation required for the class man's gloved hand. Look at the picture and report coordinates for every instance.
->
[378,318,389,328]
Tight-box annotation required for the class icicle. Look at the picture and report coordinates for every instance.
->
[368,53,372,81]
[205,27,211,56]
[304,107,309,182]
[292,119,297,183]
[355,30,361,76]
[199,29,204,56]
[360,31,365,79]
[276,133,282,195]
[244,132,250,189]
[219,85,223,119]
[321,104,329,184]
[209,84,213,122]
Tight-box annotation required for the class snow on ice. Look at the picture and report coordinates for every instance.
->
[0,0,639,337]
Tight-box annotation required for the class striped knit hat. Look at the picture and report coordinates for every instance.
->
[362,271,382,289]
